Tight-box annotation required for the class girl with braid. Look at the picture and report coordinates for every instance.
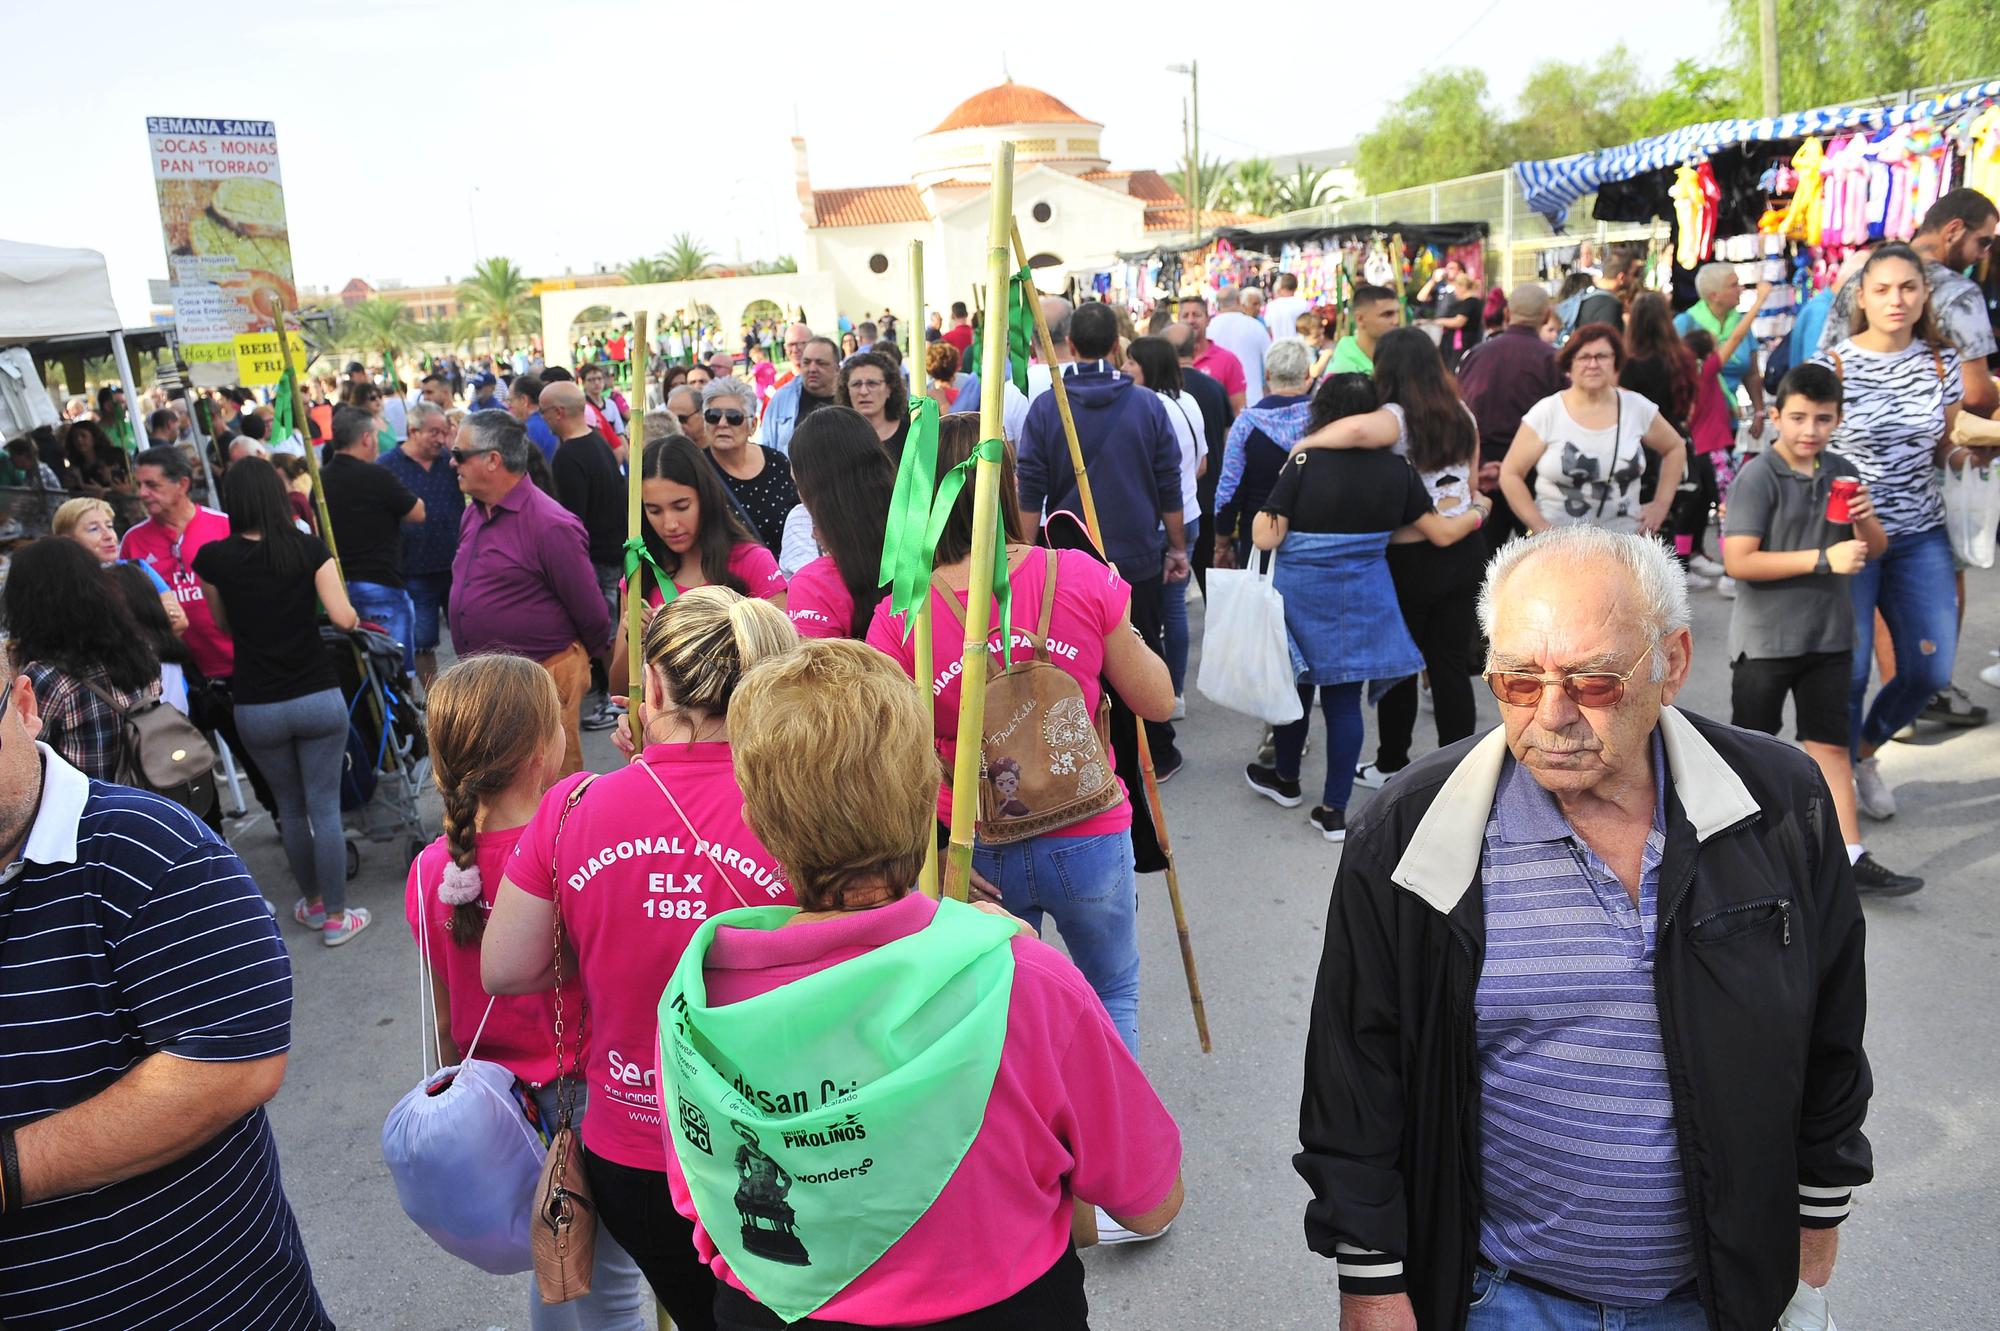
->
[402,654,651,1329]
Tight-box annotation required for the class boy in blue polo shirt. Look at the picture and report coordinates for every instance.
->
[1722,363,1916,895]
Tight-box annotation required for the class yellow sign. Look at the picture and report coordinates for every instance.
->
[232,332,309,385]
[183,341,241,364]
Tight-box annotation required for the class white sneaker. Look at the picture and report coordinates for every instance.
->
[1683,571,1715,591]
[1689,554,1726,578]
[1353,762,1396,790]
[1094,1206,1169,1246]
[1853,757,1896,820]
[1716,576,1736,599]
[1980,660,2000,689]
[1169,695,1186,721]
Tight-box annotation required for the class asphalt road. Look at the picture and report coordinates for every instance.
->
[255,565,2000,1330]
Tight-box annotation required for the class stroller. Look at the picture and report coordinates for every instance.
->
[324,622,431,878]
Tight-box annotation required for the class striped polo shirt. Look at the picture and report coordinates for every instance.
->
[1474,738,1696,1305]
[0,746,330,1330]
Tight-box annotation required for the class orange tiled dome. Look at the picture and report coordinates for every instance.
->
[929,83,1099,134]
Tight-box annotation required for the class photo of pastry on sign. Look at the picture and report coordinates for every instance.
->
[156,178,297,324]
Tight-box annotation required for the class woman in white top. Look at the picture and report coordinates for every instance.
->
[1498,321,1686,535]
[1123,334,1208,708]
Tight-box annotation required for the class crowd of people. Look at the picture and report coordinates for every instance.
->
[1,183,1995,1331]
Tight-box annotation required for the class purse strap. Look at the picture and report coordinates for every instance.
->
[412,847,499,1079]
[548,774,600,1128]
[634,756,752,910]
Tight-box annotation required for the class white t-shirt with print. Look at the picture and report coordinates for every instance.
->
[1521,389,1660,533]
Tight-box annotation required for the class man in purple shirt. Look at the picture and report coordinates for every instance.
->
[447,411,611,775]
[1456,284,1562,551]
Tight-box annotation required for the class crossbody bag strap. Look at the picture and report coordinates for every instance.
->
[547,773,599,1105]
[633,757,751,909]
[1034,548,1059,664]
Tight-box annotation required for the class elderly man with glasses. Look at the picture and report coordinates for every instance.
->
[380,400,466,685]
[759,331,839,456]
[447,411,611,775]
[1297,525,1871,1331]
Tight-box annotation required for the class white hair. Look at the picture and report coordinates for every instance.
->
[700,375,759,424]
[1263,336,1314,389]
[408,400,448,432]
[1694,261,1738,300]
[1477,527,1688,682]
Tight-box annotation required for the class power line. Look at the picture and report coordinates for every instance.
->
[1417,0,1507,74]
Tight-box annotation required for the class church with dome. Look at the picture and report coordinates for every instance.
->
[793,81,1253,319]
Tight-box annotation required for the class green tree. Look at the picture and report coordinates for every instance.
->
[1721,0,1918,110]
[662,233,717,282]
[1356,69,1517,193]
[1275,162,1340,213]
[458,257,540,346]
[1165,155,1232,218]
[622,256,673,284]
[339,298,417,364]
[1625,59,1750,138]
[1226,156,1282,216]
[1913,0,2000,85]
[1509,47,1653,162]
[746,255,799,275]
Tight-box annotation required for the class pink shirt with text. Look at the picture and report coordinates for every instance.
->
[865,547,1132,837]
[663,893,1181,1323]
[120,507,235,679]
[641,542,787,607]
[784,556,856,639]
[508,744,794,1169]
[405,829,579,1087]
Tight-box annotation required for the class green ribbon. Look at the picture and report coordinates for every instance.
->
[623,535,677,607]
[272,369,295,444]
[964,266,1034,398]
[924,437,1014,662]
[878,397,941,627]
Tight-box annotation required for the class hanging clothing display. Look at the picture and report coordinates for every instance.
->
[0,347,61,440]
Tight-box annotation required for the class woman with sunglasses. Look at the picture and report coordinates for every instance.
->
[836,350,912,460]
[700,377,798,557]
[340,381,397,454]
[1498,322,1686,537]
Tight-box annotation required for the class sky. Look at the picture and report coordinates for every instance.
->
[5,0,1723,326]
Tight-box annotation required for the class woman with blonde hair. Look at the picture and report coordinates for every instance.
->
[659,640,1184,1329]
[485,586,800,1328]
[405,655,650,1330]
[52,495,187,634]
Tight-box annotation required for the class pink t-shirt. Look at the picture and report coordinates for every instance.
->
[120,507,234,679]
[663,893,1180,1323]
[405,829,579,1087]
[1192,341,1246,400]
[1689,352,1735,455]
[641,541,787,607]
[784,556,857,639]
[864,547,1132,837]
[507,744,794,1169]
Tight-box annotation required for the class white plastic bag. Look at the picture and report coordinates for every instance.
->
[1197,551,1304,724]
[1943,455,2000,569]
[381,1058,546,1274]
[1774,1279,1837,1330]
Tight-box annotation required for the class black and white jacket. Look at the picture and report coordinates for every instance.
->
[1295,708,1872,1331]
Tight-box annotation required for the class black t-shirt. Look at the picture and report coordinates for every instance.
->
[320,452,418,587]
[717,446,799,554]
[1261,449,1433,534]
[1576,290,1625,331]
[797,391,834,423]
[552,432,627,568]
[1443,297,1486,367]
[191,533,340,705]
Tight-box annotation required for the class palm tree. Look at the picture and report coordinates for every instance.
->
[1227,157,1282,217]
[746,255,798,275]
[622,256,673,285]
[339,298,418,365]
[1276,163,1341,213]
[1165,155,1232,223]
[458,256,538,346]
[662,233,717,283]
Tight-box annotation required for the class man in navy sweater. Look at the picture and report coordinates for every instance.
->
[1018,300,1187,775]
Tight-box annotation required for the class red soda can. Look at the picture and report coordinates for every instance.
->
[1827,477,1859,523]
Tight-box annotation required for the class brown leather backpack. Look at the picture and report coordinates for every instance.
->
[933,549,1120,845]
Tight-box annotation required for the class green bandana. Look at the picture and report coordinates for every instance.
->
[659,899,1017,1322]
[1683,300,1739,341]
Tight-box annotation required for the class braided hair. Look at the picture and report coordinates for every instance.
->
[425,655,563,944]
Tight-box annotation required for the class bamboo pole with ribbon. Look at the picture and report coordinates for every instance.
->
[907,241,940,898]
[940,142,1018,904]
[1009,222,1213,1054]
[272,299,340,576]
[623,310,650,755]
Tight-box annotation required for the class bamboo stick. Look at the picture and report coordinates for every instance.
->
[908,241,939,900]
[272,299,340,582]
[1008,225,1212,1053]
[624,310,650,755]
[941,143,1016,904]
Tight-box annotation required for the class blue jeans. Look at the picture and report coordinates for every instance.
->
[348,580,416,676]
[973,829,1140,1054]
[404,570,452,654]
[1849,523,1958,753]
[1162,518,1198,695]
[234,688,351,913]
[1466,1264,1707,1330]
[526,1081,650,1331]
[1273,682,1365,811]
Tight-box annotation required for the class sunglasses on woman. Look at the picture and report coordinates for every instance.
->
[1484,641,1655,709]
[704,409,745,426]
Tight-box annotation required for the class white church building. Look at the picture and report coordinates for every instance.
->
[793,81,1254,319]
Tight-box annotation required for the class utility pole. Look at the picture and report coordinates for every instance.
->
[1168,61,1202,237]
[1181,98,1193,249]
[1758,0,1781,118]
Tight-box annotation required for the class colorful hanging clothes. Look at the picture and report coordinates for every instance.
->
[1964,105,2000,202]
[1695,161,1721,261]
[1671,164,1705,268]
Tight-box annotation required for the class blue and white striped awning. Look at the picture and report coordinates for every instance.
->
[1514,80,2000,227]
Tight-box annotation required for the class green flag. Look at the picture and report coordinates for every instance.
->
[964,266,1034,397]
